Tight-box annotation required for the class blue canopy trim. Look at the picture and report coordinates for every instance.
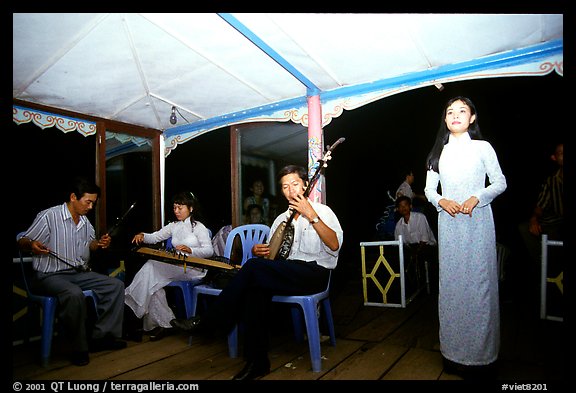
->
[164,39,562,157]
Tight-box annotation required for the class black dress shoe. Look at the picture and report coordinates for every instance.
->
[70,351,89,366]
[233,359,270,380]
[148,327,173,341]
[170,316,204,333]
[89,337,127,352]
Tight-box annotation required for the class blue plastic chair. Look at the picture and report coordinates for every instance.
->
[189,224,270,357]
[16,233,99,367]
[166,280,196,319]
[271,271,336,372]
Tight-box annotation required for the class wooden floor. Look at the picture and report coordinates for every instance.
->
[12,276,565,384]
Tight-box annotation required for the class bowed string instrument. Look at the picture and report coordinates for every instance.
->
[45,201,138,272]
[267,137,345,260]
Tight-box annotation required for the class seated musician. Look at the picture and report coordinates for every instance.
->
[394,195,438,289]
[125,191,214,341]
[171,164,343,380]
[17,176,126,366]
[394,195,437,247]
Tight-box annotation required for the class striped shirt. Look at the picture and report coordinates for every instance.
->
[536,169,563,226]
[21,203,95,273]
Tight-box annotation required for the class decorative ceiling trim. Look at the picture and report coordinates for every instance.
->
[13,105,154,160]
[105,131,153,160]
[320,54,564,124]
[12,105,97,136]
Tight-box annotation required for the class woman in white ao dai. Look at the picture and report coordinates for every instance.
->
[125,191,213,337]
[425,97,506,370]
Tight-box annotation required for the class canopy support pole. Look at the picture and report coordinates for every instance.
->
[307,95,324,204]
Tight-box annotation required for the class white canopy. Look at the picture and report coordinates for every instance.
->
[13,13,563,156]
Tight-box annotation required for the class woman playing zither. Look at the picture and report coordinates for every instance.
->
[126,191,213,341]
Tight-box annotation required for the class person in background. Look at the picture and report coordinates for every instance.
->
[424,96,506,379]
[243,179,270,225]
[211,204,266,263]
[519,142,563,257]
[17,176,126,366]
[394,195,438,293]
[395,168,427,208]
[246,203,266,225]
[211,225,231,260]
[171,165,343,380]
[517,142,563,298]
[395,168,417,200]
[394,196,437,246]
[125,191,213,341]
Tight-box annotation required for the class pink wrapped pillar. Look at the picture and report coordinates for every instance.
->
[307,95,324,203]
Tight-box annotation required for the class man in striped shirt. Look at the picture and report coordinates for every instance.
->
[519,142,563,274]
[17,177,126,366]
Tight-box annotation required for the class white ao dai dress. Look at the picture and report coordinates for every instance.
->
[125,218,213,331]
[425,132,506,366]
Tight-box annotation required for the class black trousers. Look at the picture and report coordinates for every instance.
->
[202,257,330,361]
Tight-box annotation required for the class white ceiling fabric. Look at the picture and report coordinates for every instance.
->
[13,13,563,155]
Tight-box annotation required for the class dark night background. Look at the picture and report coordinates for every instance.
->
[12,73,567,299]
[167,73,568,296]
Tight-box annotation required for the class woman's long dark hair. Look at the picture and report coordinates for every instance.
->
[172,191,198,229]
[425,96,484,172]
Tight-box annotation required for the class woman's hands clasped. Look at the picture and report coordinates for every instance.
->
[439,196,479,217]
